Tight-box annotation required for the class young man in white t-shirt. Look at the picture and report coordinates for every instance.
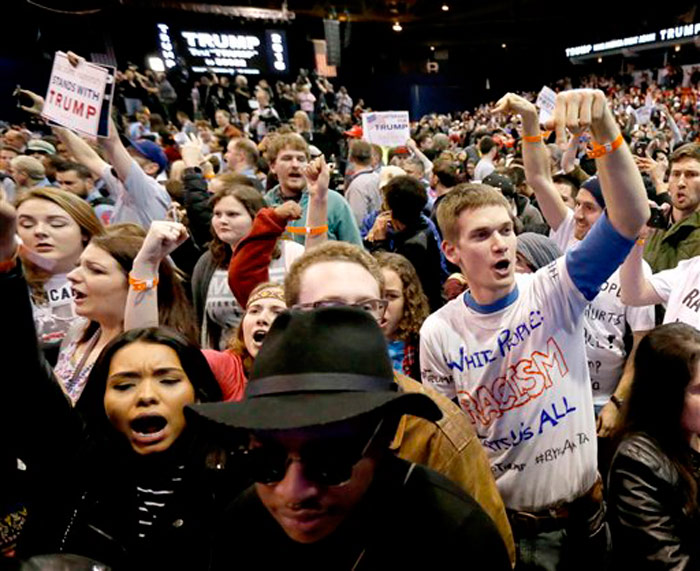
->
[620,241,700,330]
[420,90,650,569]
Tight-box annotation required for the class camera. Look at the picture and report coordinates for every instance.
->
[647,205,669,229]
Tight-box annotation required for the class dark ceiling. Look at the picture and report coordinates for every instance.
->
[4,0,700,116]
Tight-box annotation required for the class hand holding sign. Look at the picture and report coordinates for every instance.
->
[42,51,110,138]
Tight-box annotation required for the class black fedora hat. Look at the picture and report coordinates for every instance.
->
[188,307,441,430]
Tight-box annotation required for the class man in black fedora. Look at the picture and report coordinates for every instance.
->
[190,307,510,569]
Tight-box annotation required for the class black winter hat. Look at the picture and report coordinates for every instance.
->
[188,307,442,430]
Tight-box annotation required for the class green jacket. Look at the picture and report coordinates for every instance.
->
[263,185,362,246]
[644,210,700,272]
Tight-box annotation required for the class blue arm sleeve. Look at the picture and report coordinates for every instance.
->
[565,212,635,301]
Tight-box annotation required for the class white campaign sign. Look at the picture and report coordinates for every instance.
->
[42,51,109,137]
[362,111,410,147]
[536,86,557,125]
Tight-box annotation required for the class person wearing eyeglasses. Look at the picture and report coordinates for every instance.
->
[189,307,511,569]
[280,240,516,563]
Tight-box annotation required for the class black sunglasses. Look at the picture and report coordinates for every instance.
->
[245,419,384,487]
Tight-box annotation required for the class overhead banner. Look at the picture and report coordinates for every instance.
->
[157,23,289,76]
[362,111,410,147]
[566,22,700,59]
[42,51,111,138]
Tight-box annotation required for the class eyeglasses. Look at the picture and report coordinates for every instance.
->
[292,298,388,321]
[245,420,384,487]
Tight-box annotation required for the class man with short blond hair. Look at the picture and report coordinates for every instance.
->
[421,90,650,568]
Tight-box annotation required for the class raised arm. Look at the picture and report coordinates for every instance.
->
[63,52,136,183]
[548,90,650,239]
[620,241,664,306]
[101,116,140,184]
[406,138,434,179]
[493,94,569,231]
[15,88,110,179]
[303,155,330,249]
[560,131,581,174]
[53,126,110,178]
[227,203,301,307]
[124,221,189,330]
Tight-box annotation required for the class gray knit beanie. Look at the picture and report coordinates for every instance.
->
[516,233,562,271]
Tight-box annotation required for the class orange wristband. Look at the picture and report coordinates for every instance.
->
[285,225,328,236]
[128,273,159,291]
[587,134,624,159]
[522,134,543,143]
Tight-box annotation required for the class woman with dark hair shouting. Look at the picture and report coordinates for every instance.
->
[0,197,246,568]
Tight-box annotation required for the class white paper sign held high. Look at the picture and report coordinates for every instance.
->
[42,51,109,137]
[362,111,410,147]
[536,86,557,125]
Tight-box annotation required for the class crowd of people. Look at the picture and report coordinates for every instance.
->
[2,47,700,570]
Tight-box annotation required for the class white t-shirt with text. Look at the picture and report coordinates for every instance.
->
[650,256,700,328]
[551,211,654,406]
[420,258,597,511]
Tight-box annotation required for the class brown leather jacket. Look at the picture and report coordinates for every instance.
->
[392,373,515,565]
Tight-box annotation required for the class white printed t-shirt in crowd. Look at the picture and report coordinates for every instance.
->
[420,214,635,511]
[649,256,700,328]
[550,210,654,406]
[100,160,171,227]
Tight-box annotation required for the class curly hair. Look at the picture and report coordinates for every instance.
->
[373,252,429,342]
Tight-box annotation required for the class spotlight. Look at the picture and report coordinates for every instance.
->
[392,21,402,32]
[597,57,602,63]
[442,4,449,11]
[675,45,681,52]
[501,43,507,49]
[430,45,435,51]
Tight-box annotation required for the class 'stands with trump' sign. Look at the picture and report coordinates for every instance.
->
[362,111,410,147]
[42,52,110,138]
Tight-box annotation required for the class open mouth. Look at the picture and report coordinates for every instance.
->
[252,330,267,343]
[493,260,510,271]
[130,415,167,436]
[72,289,87,302]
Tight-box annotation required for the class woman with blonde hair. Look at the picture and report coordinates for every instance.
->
[15,187,103,363]
[292,110,313,143]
